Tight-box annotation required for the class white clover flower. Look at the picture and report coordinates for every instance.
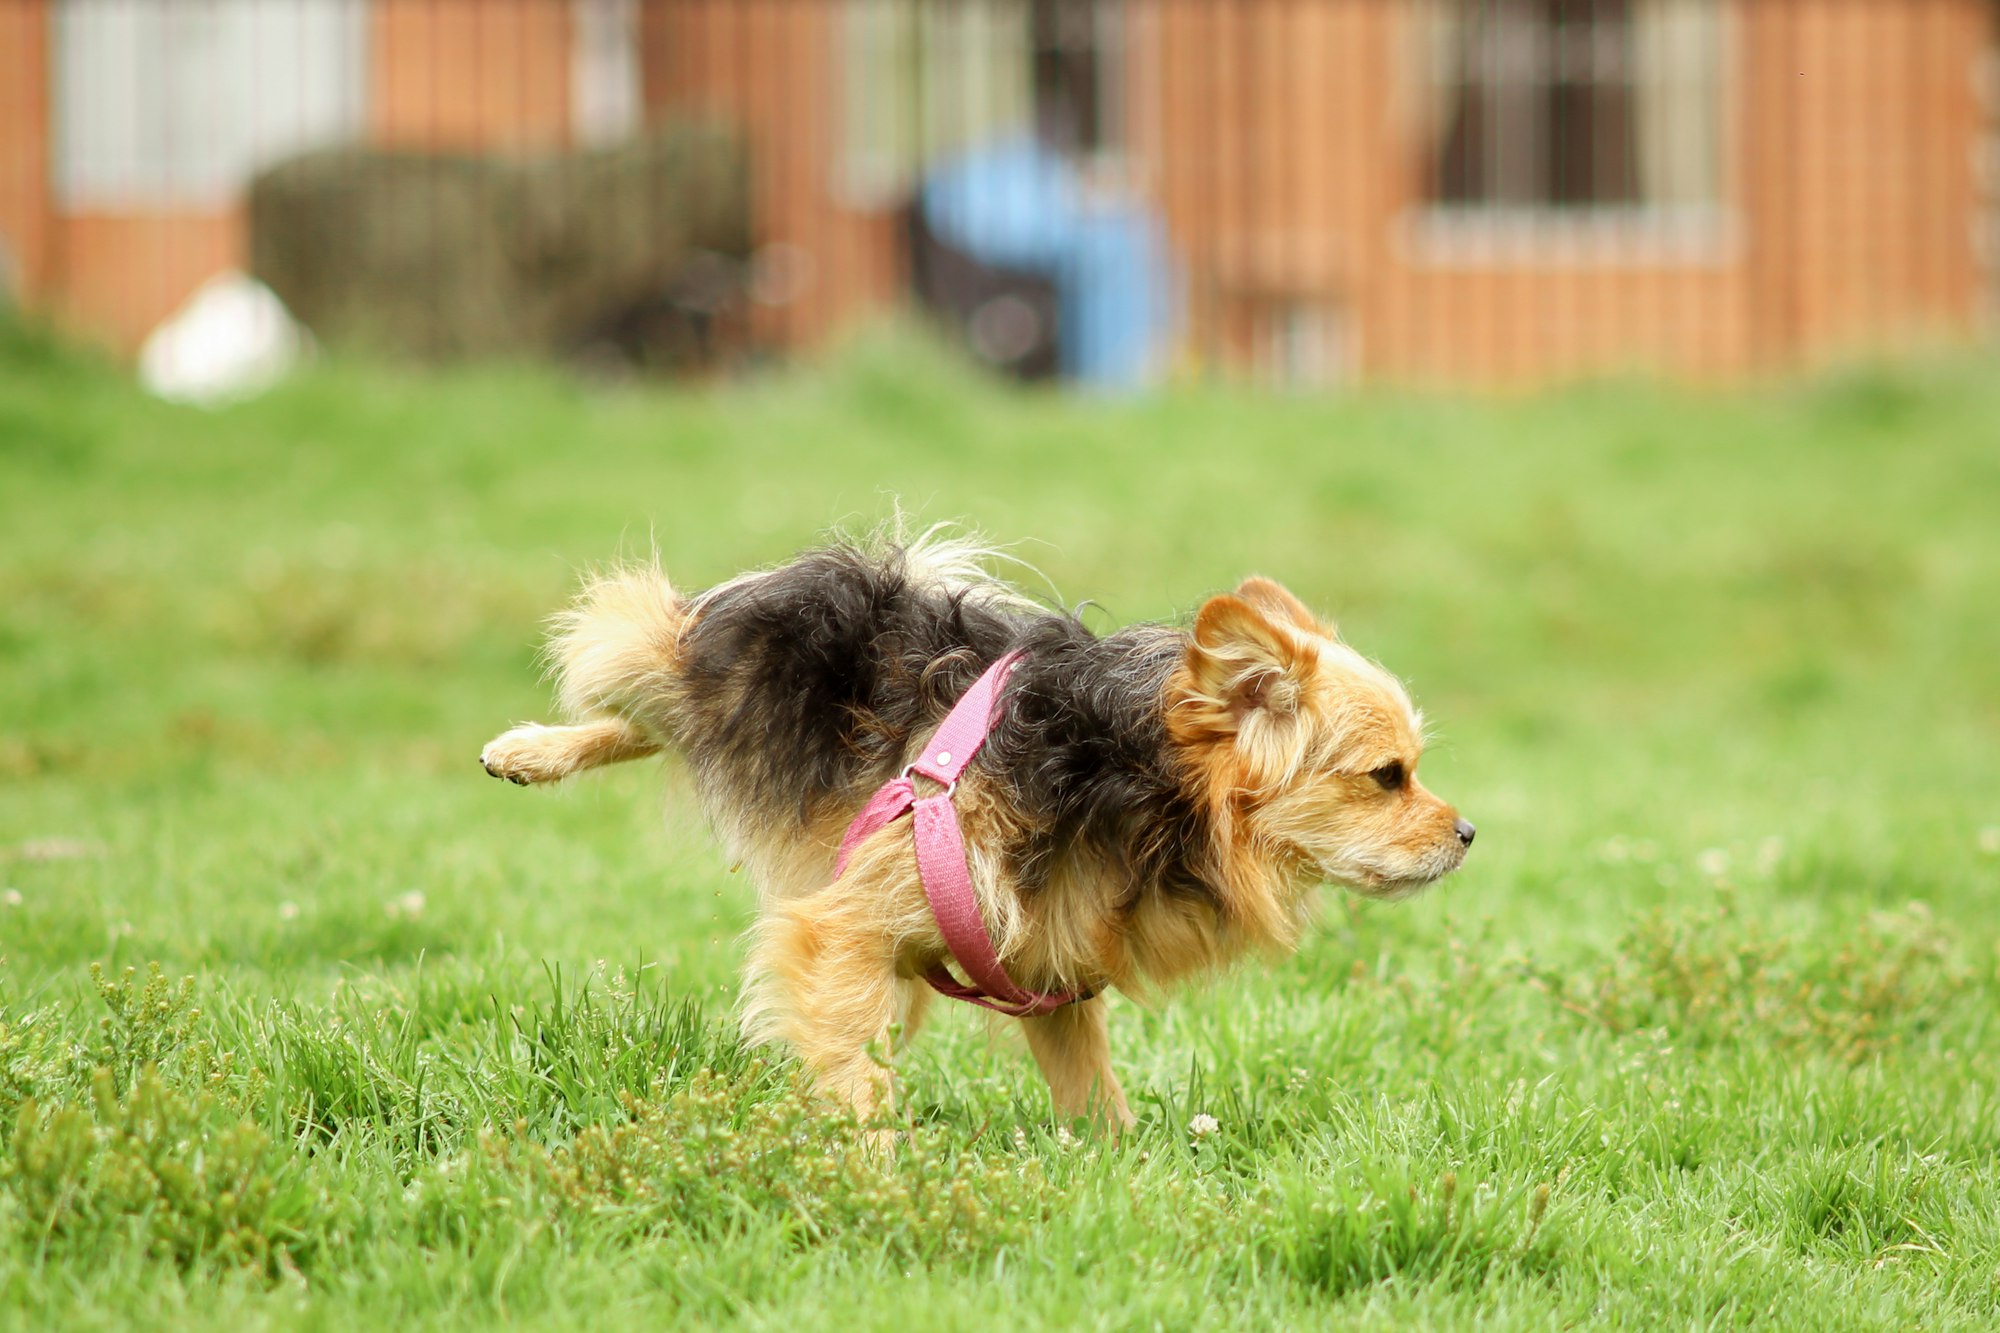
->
[277,901,301,921]
[1,889,21,907]
[1978,827,2000,856]
[386,890,426,919]
[1696,848,1729,878]
[1189,1113,1220,1138]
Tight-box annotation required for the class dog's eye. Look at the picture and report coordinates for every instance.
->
[1370,762,1405,791]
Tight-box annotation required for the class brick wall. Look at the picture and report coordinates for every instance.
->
[0,0,50,305]
[0,0,579,353]
[0,0,1990,380]
[1140,0,1988,385]
[638,0,901,352]
[371,0,574,150]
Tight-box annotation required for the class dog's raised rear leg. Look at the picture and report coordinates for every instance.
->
[1021,997,1134,1134]
[480,716,659,786]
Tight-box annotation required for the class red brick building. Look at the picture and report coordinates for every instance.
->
[0,0,596,352]
[1,0,1993,384]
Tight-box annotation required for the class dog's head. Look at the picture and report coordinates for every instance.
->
[1169,577,1473,908]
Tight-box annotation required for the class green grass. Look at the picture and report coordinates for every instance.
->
[3,323,1999,1328]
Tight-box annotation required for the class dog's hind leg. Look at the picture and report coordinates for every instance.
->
[484,564,683,787]
[746,883,908,1135]
[480,716,660,786]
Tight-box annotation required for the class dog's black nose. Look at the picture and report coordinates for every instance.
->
[1454,818,1477,847]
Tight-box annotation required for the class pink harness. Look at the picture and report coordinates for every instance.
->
[834,652,1091,1016]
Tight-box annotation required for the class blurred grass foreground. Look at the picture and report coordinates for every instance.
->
[2,324,1999,1328]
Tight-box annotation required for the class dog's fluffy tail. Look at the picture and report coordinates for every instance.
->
[547,562,686,726]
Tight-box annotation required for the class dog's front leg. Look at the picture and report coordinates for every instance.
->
[1020,996,1134,1134]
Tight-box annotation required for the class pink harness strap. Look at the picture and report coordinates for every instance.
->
[834,651,1090,1017]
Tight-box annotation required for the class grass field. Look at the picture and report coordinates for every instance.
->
[3,323,1999,1329]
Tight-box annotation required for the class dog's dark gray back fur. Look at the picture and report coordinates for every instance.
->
[673,543,1213,905]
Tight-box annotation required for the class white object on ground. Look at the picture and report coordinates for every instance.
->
[139,271,310,406]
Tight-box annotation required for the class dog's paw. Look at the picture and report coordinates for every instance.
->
[479,755,531,786]
[479,728,552,786]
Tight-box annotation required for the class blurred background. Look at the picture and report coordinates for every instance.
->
[1,0,1995,395]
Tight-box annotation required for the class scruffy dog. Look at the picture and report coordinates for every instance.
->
[481,533,1473,1130]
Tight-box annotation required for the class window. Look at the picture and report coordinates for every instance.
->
[1030,0,1123,159]
[573,0,642,148]
[56,0,366,210]
[1415,0,1723,215]
[841,0,1123,206]
[841,0,1030,205]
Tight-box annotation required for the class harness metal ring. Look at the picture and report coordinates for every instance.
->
[898,761,959,798]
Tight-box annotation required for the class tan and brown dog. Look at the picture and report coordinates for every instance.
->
[482,532,1473,1130]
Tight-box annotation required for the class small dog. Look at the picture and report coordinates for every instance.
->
[482,532,1473,1130]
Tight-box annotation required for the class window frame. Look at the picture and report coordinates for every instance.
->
[837,0,1129,211]
[54,0,368,212]
[1402,0,1740,266]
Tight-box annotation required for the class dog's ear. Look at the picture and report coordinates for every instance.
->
[1184,593,1308,732]
[1234,576,1329,636]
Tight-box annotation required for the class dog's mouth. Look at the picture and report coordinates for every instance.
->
[1359,873,1447,901]
[1321,846,1467,900]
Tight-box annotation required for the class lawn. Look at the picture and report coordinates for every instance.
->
[3,324,1998,1329]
